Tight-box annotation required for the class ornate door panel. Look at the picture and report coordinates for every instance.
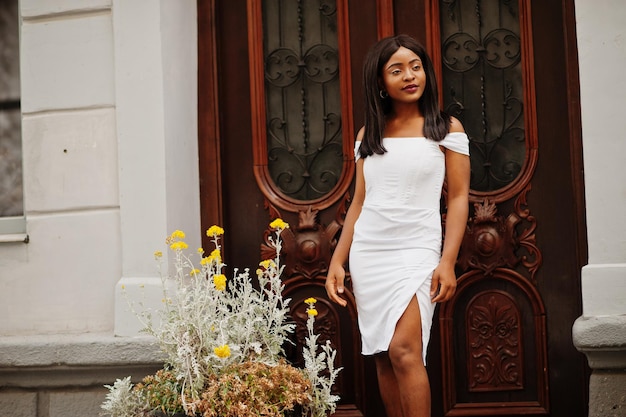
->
[426,1,588,416]
[200,1,380,415]
[198,1,587,416]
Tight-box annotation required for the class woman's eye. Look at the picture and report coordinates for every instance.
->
[413,65,421,71]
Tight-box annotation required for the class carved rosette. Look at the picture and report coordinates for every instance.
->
[458,186,542,284]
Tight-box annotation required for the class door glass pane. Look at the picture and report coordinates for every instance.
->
[440,0,525,192]
[263,0,342,201]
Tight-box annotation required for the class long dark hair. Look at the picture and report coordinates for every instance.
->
[359,34,450,158]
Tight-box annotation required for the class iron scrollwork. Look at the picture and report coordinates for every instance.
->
[263,0,343,202]
[441,0,526,193]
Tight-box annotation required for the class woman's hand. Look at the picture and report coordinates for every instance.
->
[430,261,457,303]
[325,263,348,307]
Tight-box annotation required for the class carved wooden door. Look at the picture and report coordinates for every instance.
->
[426,1,589,416]
[198,1,587,416]
[199,1,381,415]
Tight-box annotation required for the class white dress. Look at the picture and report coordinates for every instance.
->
[349,132,469,363]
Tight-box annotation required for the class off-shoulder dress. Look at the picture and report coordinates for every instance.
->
[349,132,469,362]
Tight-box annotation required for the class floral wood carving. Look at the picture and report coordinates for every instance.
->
[458,186,542,284]
[261,202,345,281]
[512,186,543,281]
[467,291,523,392]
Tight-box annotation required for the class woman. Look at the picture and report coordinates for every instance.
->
[325,35,470,417]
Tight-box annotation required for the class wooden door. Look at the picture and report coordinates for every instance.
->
[199,1,380,415]
[198,1,588,416]
[425,1,588,416]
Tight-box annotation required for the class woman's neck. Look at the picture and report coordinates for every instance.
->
[388,102,423,121]
[385,105,425,137]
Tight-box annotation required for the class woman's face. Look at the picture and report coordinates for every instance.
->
[380,46,426,105]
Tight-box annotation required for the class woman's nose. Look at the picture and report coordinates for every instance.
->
[403,70,415,80]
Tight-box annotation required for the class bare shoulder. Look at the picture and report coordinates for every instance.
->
[449,116,465,133]
[356,126,365,141]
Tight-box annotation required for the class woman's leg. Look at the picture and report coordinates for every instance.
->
[386,295,431,417]
[374,352,404,417]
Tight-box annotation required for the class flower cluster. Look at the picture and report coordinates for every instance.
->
[102,219,340,417]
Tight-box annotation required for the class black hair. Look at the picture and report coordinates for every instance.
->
[359,34,450,158]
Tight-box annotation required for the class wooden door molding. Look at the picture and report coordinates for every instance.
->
[197,0,223,229]
[376,0,395,38]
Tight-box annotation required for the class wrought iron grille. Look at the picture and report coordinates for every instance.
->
[263,0,342,201]
[440,0,525,192]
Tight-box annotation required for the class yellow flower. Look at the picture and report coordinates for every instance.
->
[170,230,186,239]
[200,257,211,266]
[206,225,225,238]
[169,241,188,251]
[269,218,289,231]
[307,308,318,317]
[214,344,231,358]
[209,249,221,263]
[197,247,203,254]
[121,284,125,290]
[259,259,275,269]
[154,250,163,258]
[190,268,200,276]
[213,274,227,291]
[304,297,317,305]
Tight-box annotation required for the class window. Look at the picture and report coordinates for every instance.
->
[0,0,25,237]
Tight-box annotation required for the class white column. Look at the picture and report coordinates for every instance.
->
[112,0,199,336]
[573,1,626,414]
[573,0,626,331]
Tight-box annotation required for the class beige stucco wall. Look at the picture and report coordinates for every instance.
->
[0,1,198,415]
[2,0,120,336]
[0,0,200,337]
